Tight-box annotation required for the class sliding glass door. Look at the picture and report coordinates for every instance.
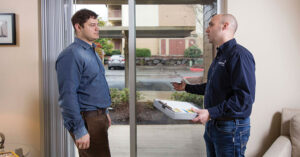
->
[42,0,222,156]
[134,3,209,157]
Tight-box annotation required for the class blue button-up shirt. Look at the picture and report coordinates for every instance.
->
[56,38,111,139]
[185,39,255,119]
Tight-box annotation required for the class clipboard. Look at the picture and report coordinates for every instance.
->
[153,99,201,120]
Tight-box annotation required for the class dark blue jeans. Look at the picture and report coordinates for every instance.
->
[204,117,250,157]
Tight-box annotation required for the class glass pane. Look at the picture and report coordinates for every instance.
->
[133,4,208,157]
[72,1,216,157]
[73,3,130,157]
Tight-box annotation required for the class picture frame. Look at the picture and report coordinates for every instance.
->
[0,13,16,45]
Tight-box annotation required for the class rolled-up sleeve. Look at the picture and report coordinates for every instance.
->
[56,51,88,140]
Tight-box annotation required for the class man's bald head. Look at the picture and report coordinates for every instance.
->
[206,14,238,46]
[219,14,238,34]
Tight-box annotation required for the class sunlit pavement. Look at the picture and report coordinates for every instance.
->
[105,65,203,90]
[108,124,206,157]
[105,65,203,77]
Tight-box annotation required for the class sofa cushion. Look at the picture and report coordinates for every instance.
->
[290,114,300,157]
[281,108,300,136]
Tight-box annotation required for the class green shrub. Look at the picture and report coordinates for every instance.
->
[110,88,142,108]
[111,49,121,55]
[136,48,151,57]
[105,51,114,56]
[171,91,203,108]
[94,38,113,56]
[184,45,202,58]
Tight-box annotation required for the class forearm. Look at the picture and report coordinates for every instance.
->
[185,83,206,95]
[59,93,88,139]
[207,90,254,119]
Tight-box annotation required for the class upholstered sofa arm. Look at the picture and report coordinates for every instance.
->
[263,136,292,157]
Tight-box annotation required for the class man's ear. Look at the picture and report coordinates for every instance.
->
[74,23,81,33]
[222,22,229,31]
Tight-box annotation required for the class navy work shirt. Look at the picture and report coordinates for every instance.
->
[185,39,256,119]
[56,38,111,139]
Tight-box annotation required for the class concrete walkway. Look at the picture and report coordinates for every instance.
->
[108,124,206,157]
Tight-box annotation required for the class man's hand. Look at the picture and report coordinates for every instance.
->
[107,113,111,128]
[75,133,90,149]
[191,108,210,124]
[171,80,186,91]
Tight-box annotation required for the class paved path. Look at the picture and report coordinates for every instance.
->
[108,125,206,157]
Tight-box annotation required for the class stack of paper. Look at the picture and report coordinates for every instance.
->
[153,99,201,120]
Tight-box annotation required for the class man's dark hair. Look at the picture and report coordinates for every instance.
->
[71,9,98,30]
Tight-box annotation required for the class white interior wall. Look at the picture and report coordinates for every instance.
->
[228,0,300,156]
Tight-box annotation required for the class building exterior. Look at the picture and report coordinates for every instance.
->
[107,5,203,56]
[107,5,123,50]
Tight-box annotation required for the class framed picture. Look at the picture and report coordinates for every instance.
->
[0,13,16,45]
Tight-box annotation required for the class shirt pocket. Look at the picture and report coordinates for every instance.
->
[214,61,230,85]
[82,58,101,80]
[215,60,228,74]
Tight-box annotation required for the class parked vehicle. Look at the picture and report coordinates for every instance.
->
[108,55,125,70]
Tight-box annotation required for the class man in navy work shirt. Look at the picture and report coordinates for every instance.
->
[56,9,111,157]
[172,14,255,157]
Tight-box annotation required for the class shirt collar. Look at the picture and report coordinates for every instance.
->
[74,37,96,49]
[217,38,237,56]
[217,38,236,52]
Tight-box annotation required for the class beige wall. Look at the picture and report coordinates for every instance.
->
[136,38,159,55]
[159,5,196,26]
[0,0,41,157]
[124,5,198,56]
[228,0,300,156]
[122,5,159,26]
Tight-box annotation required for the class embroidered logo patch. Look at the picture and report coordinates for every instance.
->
[218,60,227,66]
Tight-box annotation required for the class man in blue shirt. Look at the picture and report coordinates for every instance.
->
[56,9,111,157]
[172,14,255,157]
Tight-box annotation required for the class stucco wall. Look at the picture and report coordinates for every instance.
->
[122,5,159,26]
[159,5,196,26]
[228,0,300,156]
[136,38,159,55]
[0,0,41,156]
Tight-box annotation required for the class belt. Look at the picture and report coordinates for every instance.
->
[214,117,243,121]
[81,108,107,118]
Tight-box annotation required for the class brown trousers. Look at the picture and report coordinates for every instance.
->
[70,109,111,157]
